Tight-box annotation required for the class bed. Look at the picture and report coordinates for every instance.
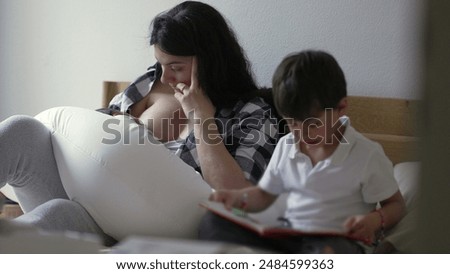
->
[102,81,421,252]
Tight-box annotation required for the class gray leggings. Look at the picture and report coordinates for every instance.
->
[0,115,113,244]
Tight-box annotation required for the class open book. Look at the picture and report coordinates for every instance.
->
[200,200,370,245]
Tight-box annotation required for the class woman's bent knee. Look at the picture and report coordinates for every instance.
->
[15,198,117,246]
[15,199,105,235]
[1,115,46,139]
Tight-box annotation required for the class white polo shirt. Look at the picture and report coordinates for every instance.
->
[258,117,399,233]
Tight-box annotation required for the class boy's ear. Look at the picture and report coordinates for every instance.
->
[337,97,348,116]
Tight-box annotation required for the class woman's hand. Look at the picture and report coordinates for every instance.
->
[171,57,215,121]
[170,56,251,190]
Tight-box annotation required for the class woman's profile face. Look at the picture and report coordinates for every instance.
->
[154,45,193,86]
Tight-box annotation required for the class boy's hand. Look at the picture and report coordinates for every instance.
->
[209,190,242,210]
[343,213,380,244]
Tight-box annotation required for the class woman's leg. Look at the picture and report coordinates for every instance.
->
[0,115,112,241]
[14,199,117,246]
[0,115,68,212]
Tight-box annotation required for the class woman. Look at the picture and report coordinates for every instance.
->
[0,1,279,244]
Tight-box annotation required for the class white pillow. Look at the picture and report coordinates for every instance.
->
[393,161,420,209]
[380,161,421,253]
[0,184,18,203]
[35,107,212,241]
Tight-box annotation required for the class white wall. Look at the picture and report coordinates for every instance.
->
[0,0,424,121]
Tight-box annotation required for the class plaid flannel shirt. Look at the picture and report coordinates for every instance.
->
[106,64,160,113]
[99,65,280,184]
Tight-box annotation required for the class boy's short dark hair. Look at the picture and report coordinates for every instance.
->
[272,50,347,120]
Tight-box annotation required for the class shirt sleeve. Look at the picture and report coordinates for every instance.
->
[178,98,281,183]
[101,64,159,114]
[361,146,400,203]
[257,137,288,195]
[223,100,280,184]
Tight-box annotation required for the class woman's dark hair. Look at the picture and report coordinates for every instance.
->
[272,50,347,120]
[149,1,257,108]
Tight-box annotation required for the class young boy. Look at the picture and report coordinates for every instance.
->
[200,50,406,253]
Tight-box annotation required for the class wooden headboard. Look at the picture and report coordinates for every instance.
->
[102,81,420,165]
[102,81,130,108]
[346,96,419,165]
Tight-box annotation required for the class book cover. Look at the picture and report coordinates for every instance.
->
[199,200,369,245]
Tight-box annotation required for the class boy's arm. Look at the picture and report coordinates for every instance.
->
[345,190,406,243]
[210,187,278,213]
[378,190,407,230]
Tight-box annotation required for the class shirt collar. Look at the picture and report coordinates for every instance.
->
[287,116,356,165]
[287,134,299,159]
[329,116,356,165]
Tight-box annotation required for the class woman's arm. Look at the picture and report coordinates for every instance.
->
[173,58,264,190]
[194,117,254,189]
